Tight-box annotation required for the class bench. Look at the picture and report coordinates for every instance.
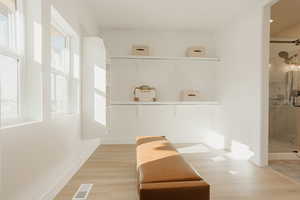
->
[136,136,210,200]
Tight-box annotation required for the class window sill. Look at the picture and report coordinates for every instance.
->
[51,112,80,119]
[0,120,42,130]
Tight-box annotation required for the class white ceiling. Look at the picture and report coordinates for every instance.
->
[85,0,263,31]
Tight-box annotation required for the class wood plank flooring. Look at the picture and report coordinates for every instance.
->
[55,144,300,200]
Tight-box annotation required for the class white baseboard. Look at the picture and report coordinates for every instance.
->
[269,153,300,160]
[40,140,100,200]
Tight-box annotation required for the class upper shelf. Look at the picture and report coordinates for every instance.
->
[110,56,220,62]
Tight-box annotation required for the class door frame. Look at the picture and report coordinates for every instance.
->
[260,0,280,167]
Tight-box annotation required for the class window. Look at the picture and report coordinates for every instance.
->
[51,26,70,113]
[0,54,19,120]
[0,0,23,127]
[0,0,16,48]
[51,7,80,115]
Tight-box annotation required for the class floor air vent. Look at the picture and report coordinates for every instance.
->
[73,184,93,200]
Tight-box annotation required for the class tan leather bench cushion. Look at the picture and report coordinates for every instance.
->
[136,136,166,146]
[136,136,202,184]
[140,181,210,200]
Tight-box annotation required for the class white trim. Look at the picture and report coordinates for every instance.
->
[50,112,79,120]
[0,120,42,130]
[261,0,283,167]
[1,116,24,127]
[0,47,21,59]
[111,56,220,62]
[51,6,77,38]
[0,0,25,128]
[50,6,81,116]
[258,3,271,167]
[261,0,280,6]
[110,101,220,106]
[40,141,100,200]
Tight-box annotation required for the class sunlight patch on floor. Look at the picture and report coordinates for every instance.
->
[177,144,210,154]
[226,140,254,160]
[211,155,227,162]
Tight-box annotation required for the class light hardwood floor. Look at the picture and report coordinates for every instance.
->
[55,144,300,200]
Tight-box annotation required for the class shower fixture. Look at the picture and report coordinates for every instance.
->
[271,39,300,46]
[278,51,298,65]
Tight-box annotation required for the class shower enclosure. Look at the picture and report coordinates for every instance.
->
[269,41,300,156]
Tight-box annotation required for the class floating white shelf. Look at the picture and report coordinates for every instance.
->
[110,101,220,106]
[110,56,220,62]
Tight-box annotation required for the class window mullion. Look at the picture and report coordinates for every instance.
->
[54,74,57,112]
[17,58,21,117]
[68,37,73,114]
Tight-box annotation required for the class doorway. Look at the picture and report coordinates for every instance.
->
[268,0,300,183]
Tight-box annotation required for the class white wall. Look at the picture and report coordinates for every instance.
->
[101,5,271,166]
[0,0,101,199]
[107,104,221,144]
[82,37,108,139]
[101,30,217,57]
[216,5,268,166]
[101,29,220,144]
[110,59,218,102]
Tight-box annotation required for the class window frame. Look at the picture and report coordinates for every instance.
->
[50,23,71,114]
[50,7,80,116]
[0,0,24,127]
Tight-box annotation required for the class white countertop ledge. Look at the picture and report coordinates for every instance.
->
[110,56,220,62]
[110,101,220,105]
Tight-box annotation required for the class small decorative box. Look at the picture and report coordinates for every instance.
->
[186,46,206,57]
[181,90,201,101]
[134,85,157,102]
[132,45,150,56]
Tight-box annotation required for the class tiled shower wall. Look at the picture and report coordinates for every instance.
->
[269,42,300,152]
